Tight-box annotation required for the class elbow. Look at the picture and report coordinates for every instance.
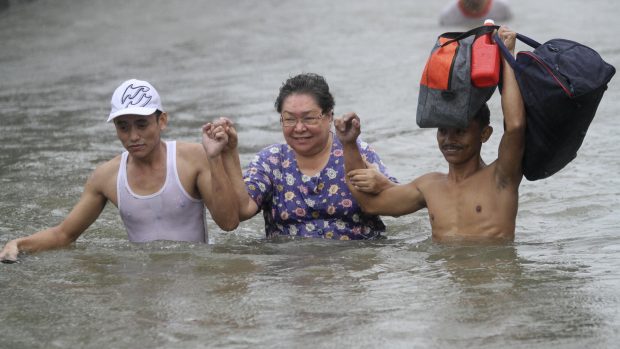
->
[238,200,259,222]
[211,212,240,231]
[503,104,526,133]
[217,214,239,231]
[351,191,382,215]
[505,118,526,134]
[54,225,80,246]
[357,201,380,216]
[238,211,255,222]
[363,207,380,216]
[219,221,239,232]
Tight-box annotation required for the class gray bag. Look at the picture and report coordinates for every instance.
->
[417,26,497,128]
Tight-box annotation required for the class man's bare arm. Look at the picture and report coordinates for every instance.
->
[212,118,259,221]
[198,123,240,231]
[335,113,425,216]
[345,174,427,216]
[0,169,109,262]
[496,26,526,187]
[335,113,368,175]
[348,162,396,194]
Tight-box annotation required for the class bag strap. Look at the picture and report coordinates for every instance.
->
[494,32,542,72]
[440,25,500,47]
[514,33,541,49]
[494,32,518,70]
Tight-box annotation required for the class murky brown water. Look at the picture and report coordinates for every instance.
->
[1,0,619,348]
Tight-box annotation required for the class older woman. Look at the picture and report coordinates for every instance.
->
[211,73,396,240]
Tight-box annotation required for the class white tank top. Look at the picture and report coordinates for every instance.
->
[117,141,207,242]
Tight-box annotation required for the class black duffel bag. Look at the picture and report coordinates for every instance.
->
[495,32,615,181]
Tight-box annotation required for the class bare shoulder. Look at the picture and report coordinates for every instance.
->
[176,141,208,172]
[176,141,206,159]
[414,172,447,187]
[90,155,120,184]
[392,171,446,197]
[83,155,120,199]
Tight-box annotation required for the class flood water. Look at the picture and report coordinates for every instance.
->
[1,0,619,348]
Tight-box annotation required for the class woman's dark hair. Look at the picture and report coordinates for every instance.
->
[275,73,335,114]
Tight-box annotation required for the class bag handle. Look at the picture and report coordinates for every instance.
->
[494,32,542,72]
[514,33,541,49]
[440,25,500,47]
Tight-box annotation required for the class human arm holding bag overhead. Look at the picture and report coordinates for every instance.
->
[495,26,526,188]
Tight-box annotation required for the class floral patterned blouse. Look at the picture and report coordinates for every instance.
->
[244,134,397,240]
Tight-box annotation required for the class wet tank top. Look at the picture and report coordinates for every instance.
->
[117,141,207,242]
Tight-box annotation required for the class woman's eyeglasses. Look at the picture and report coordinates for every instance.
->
[280,111,327,127]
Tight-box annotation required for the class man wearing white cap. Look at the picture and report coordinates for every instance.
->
[0,79,239,262]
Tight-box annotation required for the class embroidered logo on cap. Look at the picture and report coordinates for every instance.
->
[121,84,152,108]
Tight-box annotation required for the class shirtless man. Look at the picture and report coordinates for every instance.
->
[0,79,239,262]
[336,27,524,242]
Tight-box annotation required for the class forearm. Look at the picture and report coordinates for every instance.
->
[349,188,382,215]
[15,226,76,253]
[496,40,526,181]
[350,184,423,217]
[501,50,526,132]
[342,142,367,174]
[206,155,240,231]
[377,173,397,192]
[342,141,388,214]
[221,149,257,221]
[379,181,395,193]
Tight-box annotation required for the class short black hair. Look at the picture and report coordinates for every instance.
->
[153,109,163,122]
[275,73,335,114]
[471,103,490,128]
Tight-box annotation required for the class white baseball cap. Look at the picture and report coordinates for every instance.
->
[107,79,164,122]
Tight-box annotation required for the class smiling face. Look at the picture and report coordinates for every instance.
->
[437,119,492,165]
[113,112,167,159]
[280,93,333,157]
